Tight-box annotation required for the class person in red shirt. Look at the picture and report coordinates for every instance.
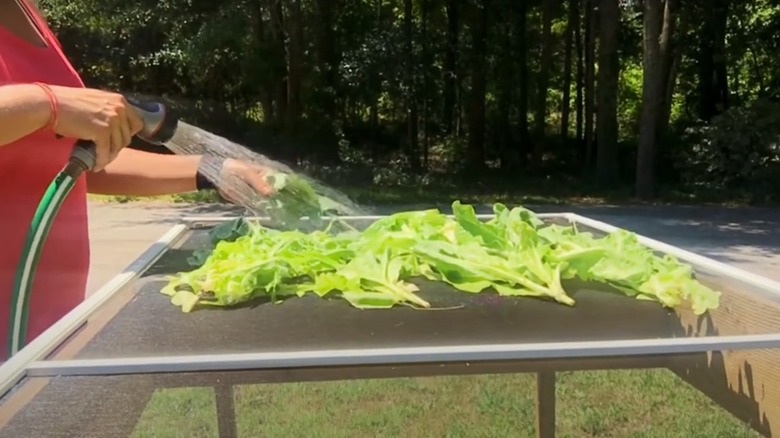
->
[0,0,273,359]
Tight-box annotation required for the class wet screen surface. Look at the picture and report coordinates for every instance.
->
[64,227,680,360]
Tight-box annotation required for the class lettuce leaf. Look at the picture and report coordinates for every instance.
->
[162,201,721,315]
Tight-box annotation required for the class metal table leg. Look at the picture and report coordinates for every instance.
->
[535,371,556,438]
[215,384,238,438]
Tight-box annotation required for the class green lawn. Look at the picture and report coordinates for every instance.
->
[130,369,759,438]
[86,178,779,209]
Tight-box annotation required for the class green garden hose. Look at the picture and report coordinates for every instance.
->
[7,98,178,358]
[7,143,95,357]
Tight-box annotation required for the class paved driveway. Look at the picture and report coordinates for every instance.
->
[85,201,242,295]
[85,201,780,296]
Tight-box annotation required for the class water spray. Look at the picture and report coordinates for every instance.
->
[164,121,371,223]
[7,97,178,358]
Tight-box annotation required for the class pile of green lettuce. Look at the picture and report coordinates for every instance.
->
[161,201,721,315]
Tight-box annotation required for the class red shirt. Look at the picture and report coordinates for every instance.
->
[0,1,89,360]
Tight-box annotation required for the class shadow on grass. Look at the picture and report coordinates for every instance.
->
[668,300,778,437]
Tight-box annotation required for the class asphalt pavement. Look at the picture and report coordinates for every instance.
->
[85,201,780,296]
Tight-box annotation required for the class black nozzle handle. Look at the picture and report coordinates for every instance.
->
[124,96,178,145]
[69,140,97,171]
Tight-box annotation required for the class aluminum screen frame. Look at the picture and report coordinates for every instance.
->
[0,224,189,397]
[4,212,780,392]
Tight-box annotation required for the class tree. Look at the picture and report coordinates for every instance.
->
[596,0,620,183]
[636,0,664,198]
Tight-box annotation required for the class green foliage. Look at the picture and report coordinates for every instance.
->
[31,0,780,200]
[677,99,780,201]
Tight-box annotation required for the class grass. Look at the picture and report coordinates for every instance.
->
[86,175,780,209]
[87,191,220,205]
[129,369,760,438]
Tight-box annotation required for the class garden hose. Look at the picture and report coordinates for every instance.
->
[7,97,179,358]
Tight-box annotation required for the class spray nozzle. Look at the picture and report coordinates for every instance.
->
[69,96,179,172]
[125,96,178,144]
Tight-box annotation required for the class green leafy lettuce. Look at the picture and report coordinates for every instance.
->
[161,201,721,315]
[253,172,357,227]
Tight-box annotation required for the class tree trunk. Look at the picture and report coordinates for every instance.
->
[560,0,576,140]
[465,0,488,170]
[697,0,730,121]
[404,0,421,171]
[636,0,663,199]
[369,0,382,163]
[516,0,531,165]
[499,12,514,170]
[656,0,682,137]
[422,0,430,170]
[249,3,274,122]
[654,0,683,180]
[443,0,460,135]
[583,0,596,170]
[533,0,555,164]
[574,0,583,144]
[315,0,339,117]
[596,0,620,183]
[286,0,304,131]
[310,0,342,164]
[269,0,288,128]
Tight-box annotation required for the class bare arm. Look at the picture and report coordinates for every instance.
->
[85,147,203,196]
[0,84,51,146]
